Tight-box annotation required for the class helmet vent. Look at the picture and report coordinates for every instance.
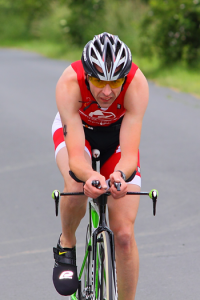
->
[91,49,98,60]
[109,35,114,45]
[81,32,132,81]
[115,41,121,54]
[94,40,102,55]
[100,35,105,44]
[106,44,112,71]
[121,48,126,58]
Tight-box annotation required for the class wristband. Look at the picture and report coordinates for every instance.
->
[116,170,126,181]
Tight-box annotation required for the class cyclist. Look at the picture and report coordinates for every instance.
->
[52,32,149,299]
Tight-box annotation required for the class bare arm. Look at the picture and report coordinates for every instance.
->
[114,68,149,179]
[56,66,94,182]
[56,66,107,196]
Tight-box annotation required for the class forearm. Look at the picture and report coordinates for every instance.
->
[114,154,138,180]
[69,156,97,183]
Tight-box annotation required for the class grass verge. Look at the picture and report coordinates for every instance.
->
[133,56,200,99]
[1,39,200,98]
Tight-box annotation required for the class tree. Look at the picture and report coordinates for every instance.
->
[61,0,105,45]
[140,0,200,65]
[0,0,53,38]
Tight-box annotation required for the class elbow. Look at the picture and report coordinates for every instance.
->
[68,158,76,173]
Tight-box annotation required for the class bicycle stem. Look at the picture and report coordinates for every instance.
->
[98,194,107,227]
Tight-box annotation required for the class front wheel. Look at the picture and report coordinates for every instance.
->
[95,231,117,300]
[81,224,93,300]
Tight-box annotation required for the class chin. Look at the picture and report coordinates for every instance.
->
[100,102,112,108]
[98,98,115,108]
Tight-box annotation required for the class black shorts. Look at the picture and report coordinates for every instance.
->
[82,118,122,167]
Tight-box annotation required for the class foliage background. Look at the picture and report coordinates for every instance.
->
[0,0,200,96]
[140,0,200,66]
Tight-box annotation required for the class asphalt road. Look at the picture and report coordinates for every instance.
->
[0,49,200,300]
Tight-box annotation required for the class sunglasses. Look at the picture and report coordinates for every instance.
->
[88,76,125,89]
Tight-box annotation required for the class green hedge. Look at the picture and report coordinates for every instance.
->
[1,0,200,67]
[140,0,200,66]
[0,0,53,39]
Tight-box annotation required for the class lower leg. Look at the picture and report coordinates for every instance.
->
[108,185,140,300]
[59,187,87,248]
[55,147,89,248]
[115,230,139,300]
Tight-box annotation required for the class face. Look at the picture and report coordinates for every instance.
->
[87,65,123,108]
[88,80,122,108]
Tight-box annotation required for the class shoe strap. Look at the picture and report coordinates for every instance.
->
[53,247,76,266]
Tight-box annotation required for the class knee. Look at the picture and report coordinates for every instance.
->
[64,180,85,198]
[113,227,136,253]
[61,183,87,212]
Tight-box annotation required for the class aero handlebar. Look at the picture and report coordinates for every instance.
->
[52,187,158,217]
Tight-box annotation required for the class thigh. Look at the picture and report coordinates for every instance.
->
[108,184,140,233]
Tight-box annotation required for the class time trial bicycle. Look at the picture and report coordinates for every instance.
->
[52,150,158,300]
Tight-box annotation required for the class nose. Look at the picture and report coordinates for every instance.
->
[102,83,112,96]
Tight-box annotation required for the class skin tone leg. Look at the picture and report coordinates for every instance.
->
[56,146,91,248]
[108,183,140,300]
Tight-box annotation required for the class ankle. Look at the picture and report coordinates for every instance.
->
[60,234,76,249]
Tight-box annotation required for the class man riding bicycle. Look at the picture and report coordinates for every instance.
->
[52,32,149,300]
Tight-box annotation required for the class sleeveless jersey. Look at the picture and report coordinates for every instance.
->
[71,60,138,127]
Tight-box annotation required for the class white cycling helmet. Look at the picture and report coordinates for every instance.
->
[81,32,132,81]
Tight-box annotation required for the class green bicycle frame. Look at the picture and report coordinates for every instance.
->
[71,201,100,300]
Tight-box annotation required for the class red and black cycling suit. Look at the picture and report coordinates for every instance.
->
[52,60,141,185]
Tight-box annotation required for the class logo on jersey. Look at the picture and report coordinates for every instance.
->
[59,271,74,280]
[89,110,116,120]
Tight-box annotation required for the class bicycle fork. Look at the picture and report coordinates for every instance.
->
[91,194,117,300]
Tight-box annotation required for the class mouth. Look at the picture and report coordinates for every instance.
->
[100,97,112,102]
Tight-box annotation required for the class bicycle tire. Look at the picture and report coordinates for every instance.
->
[95,231,117,300]
[81,224,93,300]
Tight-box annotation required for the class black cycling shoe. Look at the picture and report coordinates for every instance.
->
[53,235,79,296]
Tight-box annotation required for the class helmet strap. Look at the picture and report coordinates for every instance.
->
[85,77,90,91]
[121,76,127,92]
[85,74,101,108]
